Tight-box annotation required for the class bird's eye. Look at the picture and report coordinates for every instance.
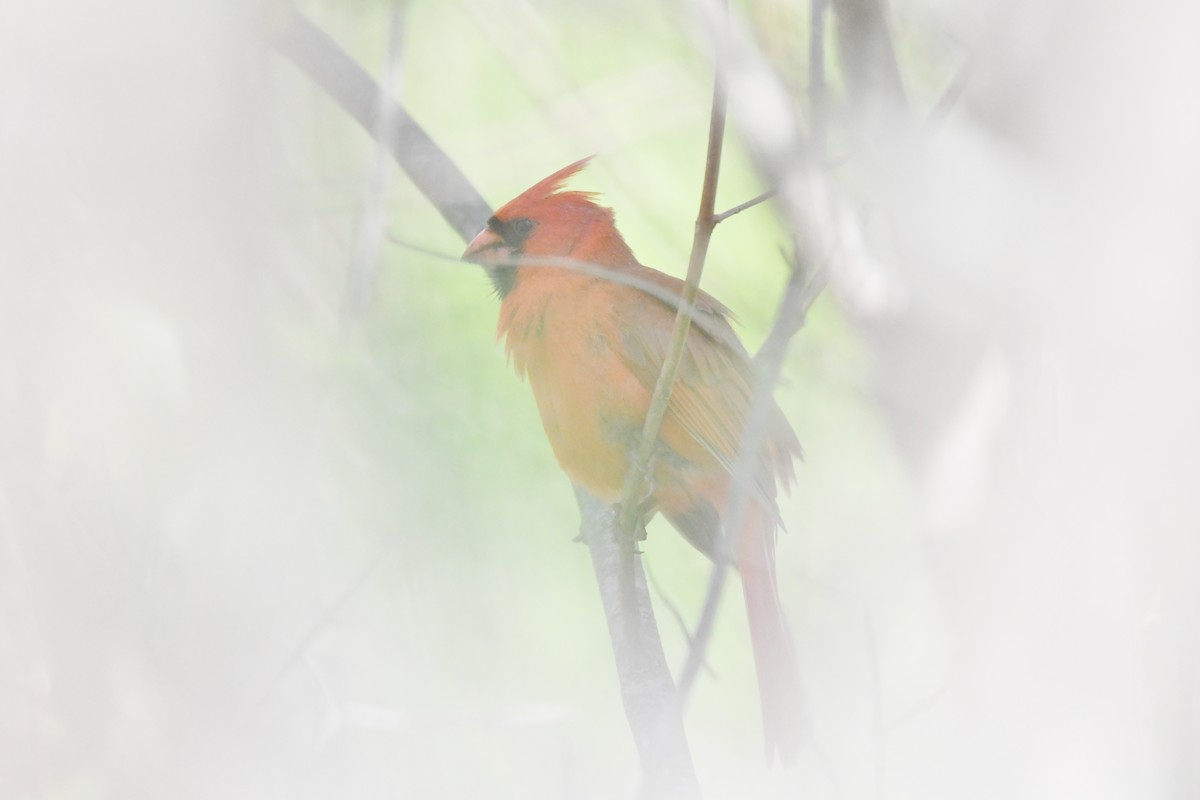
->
[509,217,535,242]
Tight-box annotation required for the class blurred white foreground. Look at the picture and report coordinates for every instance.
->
[1,1,1198,798]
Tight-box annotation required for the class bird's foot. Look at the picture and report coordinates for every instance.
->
[611,497,657,545]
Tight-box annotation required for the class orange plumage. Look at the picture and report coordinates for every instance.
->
[463,158,803,761]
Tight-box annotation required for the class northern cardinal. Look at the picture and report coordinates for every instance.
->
[463,157,802,761]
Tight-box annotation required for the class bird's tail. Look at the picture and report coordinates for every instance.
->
[737,502,803,764]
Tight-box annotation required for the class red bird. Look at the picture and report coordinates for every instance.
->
[463,158,802,761]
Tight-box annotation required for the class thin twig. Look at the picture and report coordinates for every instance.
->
[645,564,718,679]
[677,249,827,701]
[924,61,973,136]
[386,236,467,262]
[867,613,887,800]
[616,47,728,540]
[258,535,401,705]
[810,0,829,163]
[713,190,775,224]
[388,236,753,358]
[756,248,830,369]
[342,6,406,319]
[885,668,952,731]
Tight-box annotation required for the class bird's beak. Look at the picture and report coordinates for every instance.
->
[462,227,512,268]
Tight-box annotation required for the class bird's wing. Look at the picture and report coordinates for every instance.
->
[610,267,785,479]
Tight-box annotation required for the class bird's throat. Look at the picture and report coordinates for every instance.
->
[490,264,517,298]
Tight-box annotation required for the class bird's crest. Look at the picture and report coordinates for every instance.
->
[520,155,593,202]
[497,156,596,218]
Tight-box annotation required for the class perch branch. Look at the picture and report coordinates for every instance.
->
[577,491,701,799]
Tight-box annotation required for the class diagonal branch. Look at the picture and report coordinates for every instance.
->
[831,0,906,107]
[713,189,775,224]
[924,61,973,135]
[679,247,828,702]
[616,41,728,540]
[269,4,491,241]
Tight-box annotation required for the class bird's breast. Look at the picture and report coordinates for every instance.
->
[499,279,649,500]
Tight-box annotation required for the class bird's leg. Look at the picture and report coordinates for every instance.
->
[632,497,658,543]
[608,503,651,550]
[571,478,655,544]
[612,487,658,546]
[613,447,663,545]
[573,495,655,547]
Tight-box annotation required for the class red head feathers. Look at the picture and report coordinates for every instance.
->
[462,156,636,294]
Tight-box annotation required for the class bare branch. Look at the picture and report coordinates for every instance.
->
[756,248,830,369]
[810,0,830,163]
[616,32,729,540]
[713,190,775,224]
[679,249,827,701]
[924,61,973,136]
[866,613,887,800]
[646,565,718,680]
[269,5,491,240]
[576,491,701,800]
[258,535,401,705]
[831,0,906,107]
